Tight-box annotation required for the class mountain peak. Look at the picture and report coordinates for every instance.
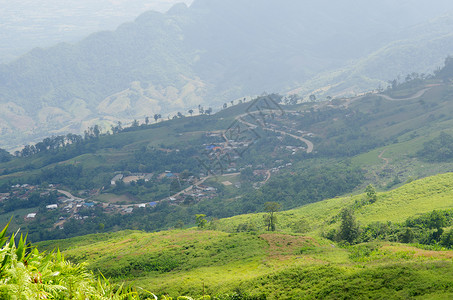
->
[167,2,189,15]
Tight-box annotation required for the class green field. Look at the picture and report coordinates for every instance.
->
[34,172,453,298]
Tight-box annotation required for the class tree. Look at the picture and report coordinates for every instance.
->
[365,184,377,203]
[440,229,453,248]
[338,208,359,244]
[188,109,194,116]
[287,94,299,105]
[263,202,281,231]
[145,116,149,125]
[170,178,181,193]
[153,114,161,123]
[0,148,12,163]
[195,214,207,228]
[309,94,316,102]
[223,103,227,109]
[90,124,101,138]
[175,220,184,229]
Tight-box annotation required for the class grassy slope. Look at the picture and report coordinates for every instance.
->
[37,172,453,298]
[215,172,453,234]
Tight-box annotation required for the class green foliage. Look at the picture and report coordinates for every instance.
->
[263,202,280,232]
[338,208,360,244]
[364,184,377,204]
[417,131,453,162]
[440,229,453,248]
[289,218,310,234]
[239,262,453,299]
[0,222,155,299]
[0,148,12,163]
[195,214,207,229]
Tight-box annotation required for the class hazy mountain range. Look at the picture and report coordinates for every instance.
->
[0,0,193,64]
[2,0,453,150]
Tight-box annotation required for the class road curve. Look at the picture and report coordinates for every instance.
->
[376,88,431,101]
[234,110,314,153]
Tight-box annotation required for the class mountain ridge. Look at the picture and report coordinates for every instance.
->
[2,0,453,150]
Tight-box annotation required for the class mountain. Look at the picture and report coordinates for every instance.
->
[2,0,453,150]
[295,12,453,97]
[0,0,193,64]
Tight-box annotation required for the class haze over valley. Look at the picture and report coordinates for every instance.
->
[3,1,453,298]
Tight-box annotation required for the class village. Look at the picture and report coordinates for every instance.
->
[0,110,315,230]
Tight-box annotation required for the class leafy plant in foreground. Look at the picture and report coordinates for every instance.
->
[0,220,155,299]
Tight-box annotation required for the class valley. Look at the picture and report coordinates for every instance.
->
[4,1,453,298]
[2,58,453,298]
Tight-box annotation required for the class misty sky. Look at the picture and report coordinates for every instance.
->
[0,0,193,63]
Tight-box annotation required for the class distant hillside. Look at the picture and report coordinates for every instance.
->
[296,13,453,97]
[2,0,453,149]
[0,0,193,64]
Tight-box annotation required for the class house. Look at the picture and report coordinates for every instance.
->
[46,204,58,209]
[149,202,157,207]
[137,203,146,208]
[144,173,154,182]
[124,207,133,213]
[26,213,37,219]
[110,174,124,185]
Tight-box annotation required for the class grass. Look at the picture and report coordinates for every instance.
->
[213,172,453,236]
[34,172,453,297]
[37,228,453,298]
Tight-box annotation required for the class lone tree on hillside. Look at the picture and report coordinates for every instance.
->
[365,184,377,203]
[195,214,207,229]
[338,208,360,244]
[264,202,281,231]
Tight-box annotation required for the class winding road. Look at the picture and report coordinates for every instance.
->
[233,110,314,153]
[376,87,431,101]
[347,84,441,107]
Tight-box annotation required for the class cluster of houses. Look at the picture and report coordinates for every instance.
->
[166,184,218,205]
[2,184,38,201]
[110,172,198,186]
[4,112,317,228]
[110,173,154,185]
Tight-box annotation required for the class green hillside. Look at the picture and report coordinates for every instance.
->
[3,66,453,242]
[34,172,453,298]
[215,172,453,233]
